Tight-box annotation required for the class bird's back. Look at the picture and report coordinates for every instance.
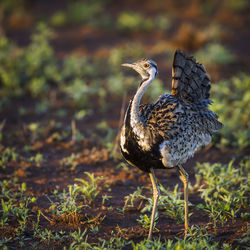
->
[138,50,222,167]
[140,94,221,167]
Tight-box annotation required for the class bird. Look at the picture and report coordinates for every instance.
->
[120,50,222,240]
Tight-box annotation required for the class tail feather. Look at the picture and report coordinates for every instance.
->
[171,50,211,102]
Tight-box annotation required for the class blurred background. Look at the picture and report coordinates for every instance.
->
[0,0,249,152]
[0,1,250,248]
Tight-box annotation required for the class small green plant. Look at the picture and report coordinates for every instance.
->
[75,172,101,205]
[0,178,37,235]
[195,159,249,227]
[98,236,129,249]
[49,172,101,224]
[74,109,92,120]
[90,224,99,234]
[33,210,41,237]
[29,153,44,165]
[123,187,146,211]
[37,228,68,246]
[132,236,220,249]
[137,213,159,230]
[49,185,86,224]
[68,228,91,250]
[159,184,189,223]
[141,184,191,224]
[102,194,112,205]
[0,146,19,169]
[1,199,10,226]
[186,225,214,243]
[60,153,80,170]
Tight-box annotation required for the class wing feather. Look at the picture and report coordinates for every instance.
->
[171,50,211,103]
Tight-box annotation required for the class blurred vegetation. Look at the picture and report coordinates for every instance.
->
[0,21,249,150]
[0,23,58,99]
[0,1,249,248]
[211,74,250,149]
[0,23,169,156]
[50,0,112,28]
[117,11,171,32]
[0,23,166,108]
[195,43,235,66]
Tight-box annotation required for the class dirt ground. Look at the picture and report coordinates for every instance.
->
[0,0,250,249]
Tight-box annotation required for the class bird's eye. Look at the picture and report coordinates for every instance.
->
[144,63,149,68]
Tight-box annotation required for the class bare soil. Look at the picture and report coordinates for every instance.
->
[1,0,250,249]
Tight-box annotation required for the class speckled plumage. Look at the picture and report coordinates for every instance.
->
[120,50,222,172]
[120,50,222,239]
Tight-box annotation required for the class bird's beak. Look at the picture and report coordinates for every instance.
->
[121,63,135,68]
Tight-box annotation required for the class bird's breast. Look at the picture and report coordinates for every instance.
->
[120,99,165,172]
[120,124,165,173]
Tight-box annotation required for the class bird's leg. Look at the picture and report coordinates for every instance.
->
[148,168,160,240]
[178,165,189,233]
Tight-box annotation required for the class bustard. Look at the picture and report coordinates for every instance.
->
[120,50,222,240]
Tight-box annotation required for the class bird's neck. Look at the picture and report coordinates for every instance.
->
[131,73,155,127]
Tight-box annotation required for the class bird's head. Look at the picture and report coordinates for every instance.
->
[122,59,158,80]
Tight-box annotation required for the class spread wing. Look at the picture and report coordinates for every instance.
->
[171,50,211,103]
[139,96,181,143]
[140,95,222,145]
[139,50,222,146]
